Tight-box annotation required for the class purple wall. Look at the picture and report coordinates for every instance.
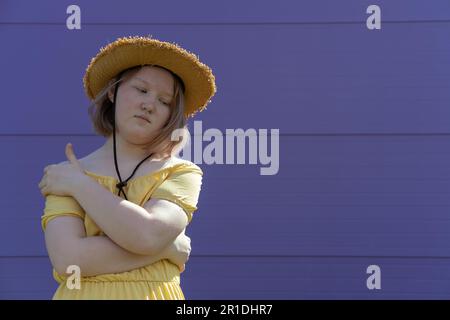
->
[1,0,450,299]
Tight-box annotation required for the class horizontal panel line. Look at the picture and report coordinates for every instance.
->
[1,20,450,26]
[1,133,450,137]
[275,133,450,137]
[3,254,450,260]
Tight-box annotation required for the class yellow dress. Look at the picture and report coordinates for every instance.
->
[40,157,203,300]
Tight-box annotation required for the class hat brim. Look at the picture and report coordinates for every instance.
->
[83,36,216,118]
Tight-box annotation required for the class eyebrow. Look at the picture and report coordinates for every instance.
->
[134,78,173,98]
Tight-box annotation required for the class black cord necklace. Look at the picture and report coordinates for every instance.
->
[111,78,154,200]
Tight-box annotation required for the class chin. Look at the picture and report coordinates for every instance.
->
[122,130,151,141]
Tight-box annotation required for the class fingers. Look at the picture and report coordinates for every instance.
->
[40,188,48,197]
[65,143,81,169]
[38,176,47,196]
[39,183,48,197]
[40,164,49,184]
[44,164,57,174]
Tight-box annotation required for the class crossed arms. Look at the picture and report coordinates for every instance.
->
[44,177,188,277]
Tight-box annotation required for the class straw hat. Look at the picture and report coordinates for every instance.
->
[83,35,216,118]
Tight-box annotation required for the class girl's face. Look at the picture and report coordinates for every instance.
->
[109,66,174,145]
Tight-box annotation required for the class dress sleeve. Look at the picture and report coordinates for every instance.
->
[41,195,85,232]
[151,164,203,225]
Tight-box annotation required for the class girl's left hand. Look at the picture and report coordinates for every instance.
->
[38,143,88,197]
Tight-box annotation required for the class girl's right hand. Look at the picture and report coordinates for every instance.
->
[163,229,191,272]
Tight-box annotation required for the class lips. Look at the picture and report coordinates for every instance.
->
[135,115,150,123]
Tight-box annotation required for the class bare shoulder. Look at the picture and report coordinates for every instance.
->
[79,149,109,173]
[54,149,99,168]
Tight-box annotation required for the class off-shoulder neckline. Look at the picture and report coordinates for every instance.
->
[83,169,162,183]
[82,158,194,184]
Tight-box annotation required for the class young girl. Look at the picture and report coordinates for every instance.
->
[38,36,216,299]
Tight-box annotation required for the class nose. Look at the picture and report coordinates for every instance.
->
[142,96,157,112]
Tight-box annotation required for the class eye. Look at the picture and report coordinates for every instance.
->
[135,87,147,94]
[160,99,170,106]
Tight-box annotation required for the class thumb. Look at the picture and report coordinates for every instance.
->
[65,143,81,169]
